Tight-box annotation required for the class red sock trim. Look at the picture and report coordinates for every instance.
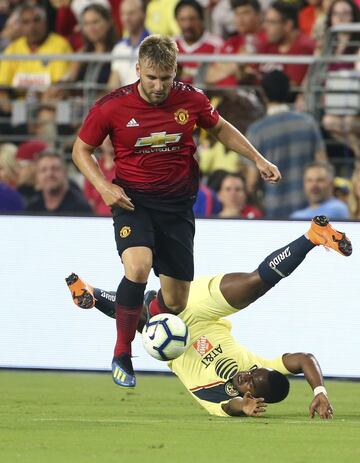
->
[114,304,142,357]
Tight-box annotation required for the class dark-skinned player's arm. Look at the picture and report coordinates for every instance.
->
[282,352,334,420]
[72,137,134,211]
[206,116,281,184]
[222,392,267,417]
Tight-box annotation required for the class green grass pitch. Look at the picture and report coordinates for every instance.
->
[1,371,359,463]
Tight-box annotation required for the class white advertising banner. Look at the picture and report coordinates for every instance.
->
[0,215,359,377]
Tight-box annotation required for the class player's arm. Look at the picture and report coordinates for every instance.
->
[282,352,334,420]
[222,392,267,417]
[72,137,134,210]
[206,116,281,184]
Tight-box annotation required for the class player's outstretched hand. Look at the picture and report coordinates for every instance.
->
[99,182,134,211]
[242,391,267,417]
[309,393,334,420]
[256,158,282,184]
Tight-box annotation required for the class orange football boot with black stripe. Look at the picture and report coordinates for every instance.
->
[307,215,352,256]
[65,273,95,309]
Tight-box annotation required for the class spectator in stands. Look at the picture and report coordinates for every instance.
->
[299,0,325,38]
[0,143,18,188]
[205,0,266,86]
[83,137,115,216]
[290,161,349,219]
[0,143,24,212]
[16,139,48,205]
[108,0,149,89]
[349,165,360,220]
[145,0,180,36]
[193,178,222,217]
[215,172,262,218]
[0,3,72,116]
[0,7,22,51]
[174,0,223,85]
[27,151,92,214]
[246,71,326,218]
[321,0,360,159]
[258,1,315,86]
[61,4,117,93]
[207,0,236,39]
[28,104,57,146]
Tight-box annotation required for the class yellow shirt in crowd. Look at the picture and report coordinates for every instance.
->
[169,275,291,417]
[0,33,72,88]
[145,0,180,37]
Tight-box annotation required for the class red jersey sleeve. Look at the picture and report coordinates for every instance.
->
[78,103,111,147]
[196,91,220,129]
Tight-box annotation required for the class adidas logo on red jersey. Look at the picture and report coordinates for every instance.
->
[126,118,139,127]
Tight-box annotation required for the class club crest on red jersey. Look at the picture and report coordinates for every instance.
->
[174,108,189,125]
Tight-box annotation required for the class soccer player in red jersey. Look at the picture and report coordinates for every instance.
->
[72,35,281,388]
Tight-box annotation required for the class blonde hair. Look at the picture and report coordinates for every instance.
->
[138,35,178,71]
[349,165,360,218]
[0,143,18,185]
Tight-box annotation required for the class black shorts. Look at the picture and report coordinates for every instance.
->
[112,205,195,281]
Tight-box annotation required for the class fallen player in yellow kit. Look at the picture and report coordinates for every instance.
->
[66,216,352,418]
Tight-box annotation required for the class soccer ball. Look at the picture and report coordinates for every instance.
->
[142,314,190,361]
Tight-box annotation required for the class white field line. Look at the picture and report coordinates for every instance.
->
[30,418,360,425]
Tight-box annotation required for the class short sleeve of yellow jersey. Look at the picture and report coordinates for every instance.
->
[170,275,291,418]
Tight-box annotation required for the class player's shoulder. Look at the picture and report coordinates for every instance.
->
[95,84,135,108]
[172,81,207,99]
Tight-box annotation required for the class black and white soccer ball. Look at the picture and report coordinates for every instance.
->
[142,314,190,361]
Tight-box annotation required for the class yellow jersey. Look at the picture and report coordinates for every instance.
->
[0,33,72,88]
[169,275,291,417]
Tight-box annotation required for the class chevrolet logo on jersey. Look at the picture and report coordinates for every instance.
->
[135,132,182,148]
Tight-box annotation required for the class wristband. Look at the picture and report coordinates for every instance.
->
[313,386,327,397]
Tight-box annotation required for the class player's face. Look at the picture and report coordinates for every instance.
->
[136,61,176,105]
[231,367,258,395]
[304,167,333,205]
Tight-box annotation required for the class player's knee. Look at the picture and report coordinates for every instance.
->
[162,293,187,314]
[124,262,151,283]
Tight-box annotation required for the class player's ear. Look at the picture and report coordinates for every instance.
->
[136,63,140,78]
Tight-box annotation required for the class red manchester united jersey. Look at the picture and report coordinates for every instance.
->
[78,81,219,210]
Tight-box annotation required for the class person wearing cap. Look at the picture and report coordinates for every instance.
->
[16,139,48,205]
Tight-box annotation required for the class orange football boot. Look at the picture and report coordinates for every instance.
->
[65,273,95,309]
[307,215,352,256]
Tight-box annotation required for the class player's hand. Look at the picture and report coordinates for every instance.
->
[256,158,282,184]
[99,182,134,211]
[309,393,334,420]
[242,391,267,417]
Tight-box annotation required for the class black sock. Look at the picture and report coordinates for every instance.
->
[258,235,315,287]
[93,288,116,319]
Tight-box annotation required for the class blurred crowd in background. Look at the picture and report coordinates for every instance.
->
[0,0,360,219]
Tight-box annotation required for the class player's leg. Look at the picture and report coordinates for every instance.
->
[66,275,149,332]
[112,206,154,387]
[147,209,195,316]
[220,216,352,309]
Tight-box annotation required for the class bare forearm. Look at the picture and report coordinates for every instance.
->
[72,138,107,192]
[209,117,265,164]
[283,353,325,389]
